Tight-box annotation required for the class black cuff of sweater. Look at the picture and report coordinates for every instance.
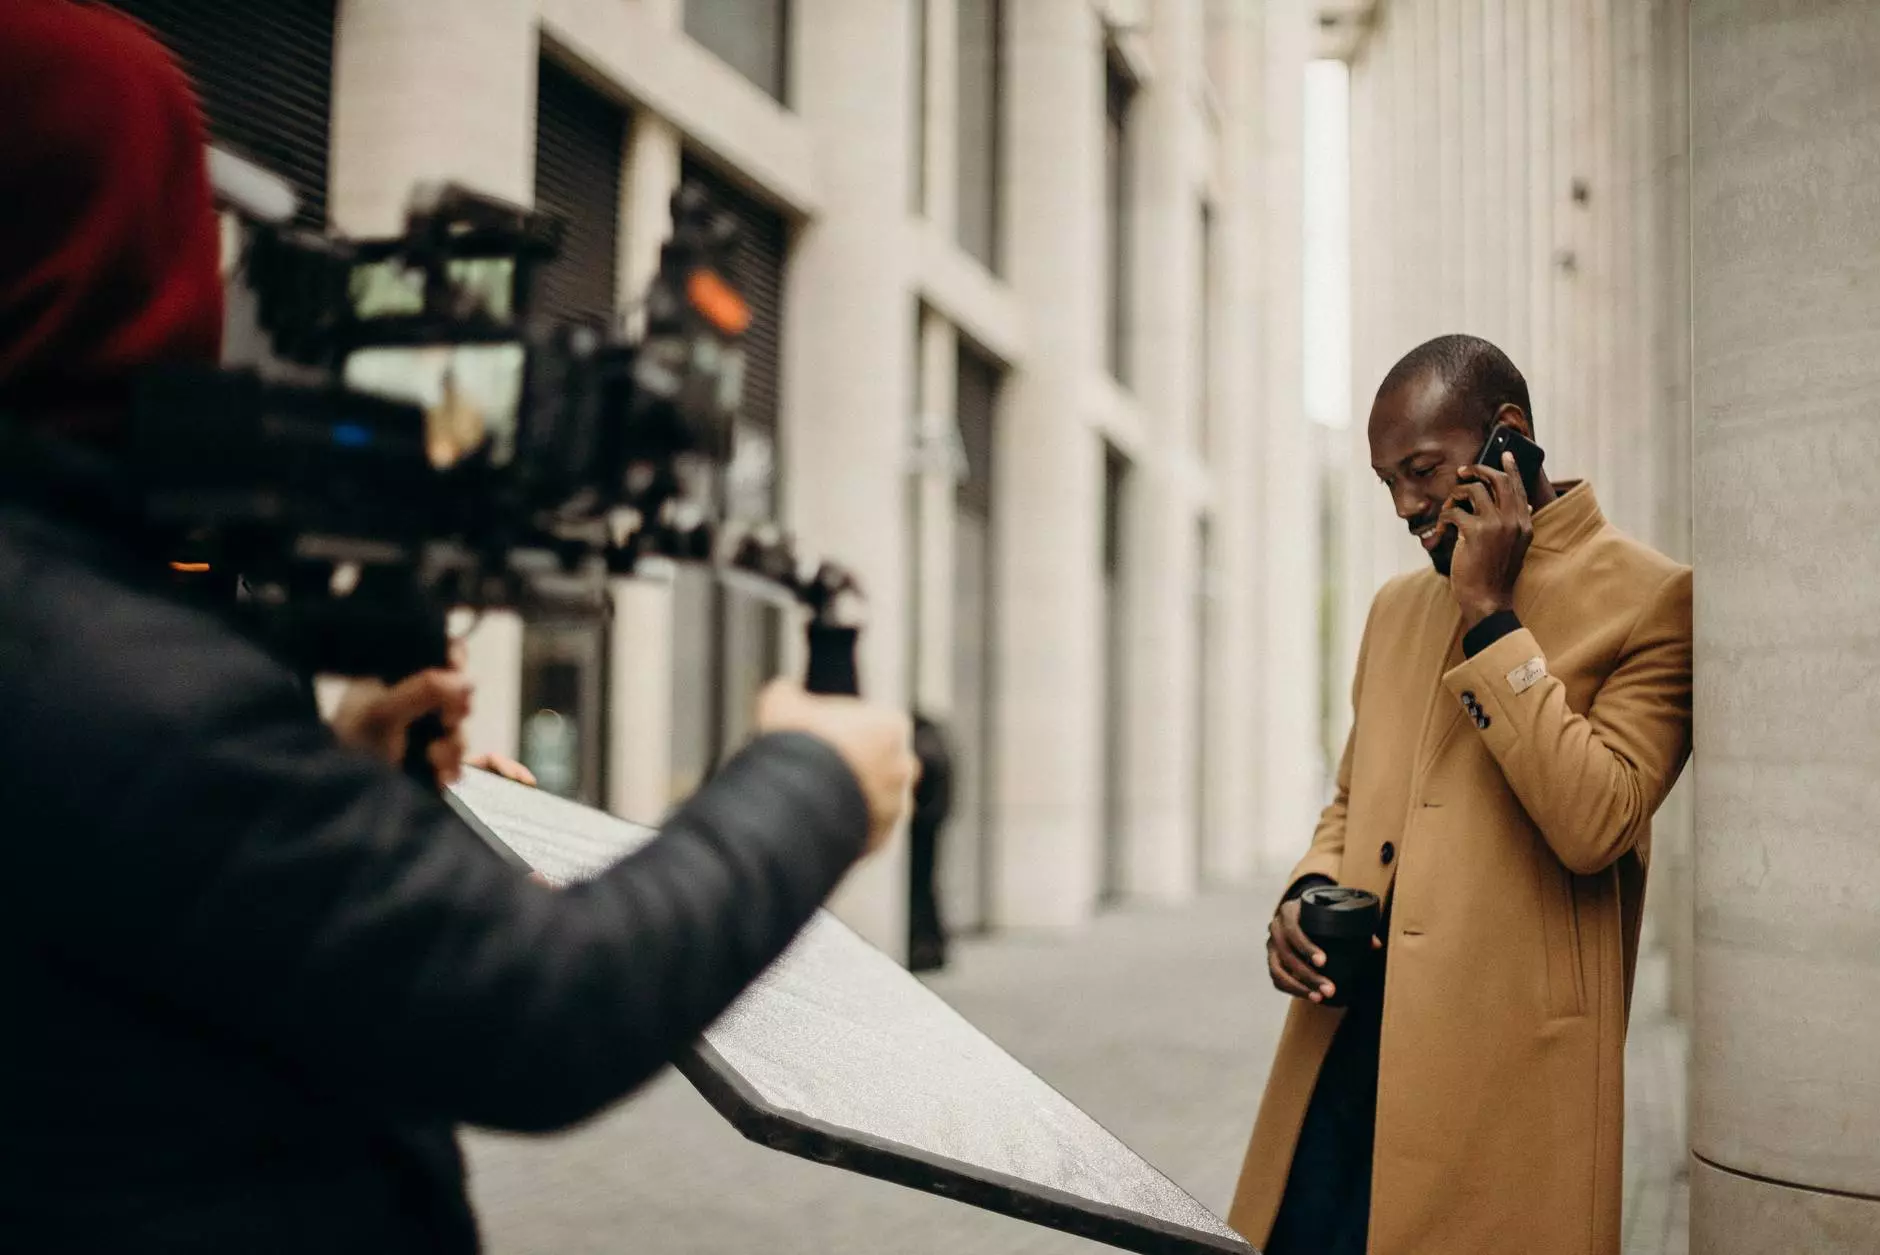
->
[1463,609,1523,658]
[1281,873,1338,906]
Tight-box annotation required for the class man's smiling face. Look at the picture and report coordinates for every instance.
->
[1367,372,1490,577]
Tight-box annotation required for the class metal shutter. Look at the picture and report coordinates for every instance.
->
[532,59,627,328]
[678,156,789,439]
[105,0,336,230]
[955,345,999,521]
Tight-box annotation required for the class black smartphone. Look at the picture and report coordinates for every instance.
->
[1471,423,1546,501]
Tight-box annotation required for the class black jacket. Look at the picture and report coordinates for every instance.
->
[0,497,869,1253]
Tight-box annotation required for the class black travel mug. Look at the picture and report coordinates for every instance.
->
[1297,886,1382,1008]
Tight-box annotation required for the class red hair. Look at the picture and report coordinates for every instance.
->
[0,0,225,444]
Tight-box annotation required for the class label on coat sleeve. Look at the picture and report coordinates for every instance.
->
[1506,656,1548,695]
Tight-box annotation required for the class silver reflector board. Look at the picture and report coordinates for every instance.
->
[447,768,1255,1255]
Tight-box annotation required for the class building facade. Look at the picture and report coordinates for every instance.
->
[117,0,1328,960]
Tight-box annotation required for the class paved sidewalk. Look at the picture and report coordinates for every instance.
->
[466,885,1689,1253]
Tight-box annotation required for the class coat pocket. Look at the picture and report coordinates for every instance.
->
[1541,865,1587,1019]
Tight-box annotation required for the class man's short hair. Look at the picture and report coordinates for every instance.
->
[1377,335,1534,435]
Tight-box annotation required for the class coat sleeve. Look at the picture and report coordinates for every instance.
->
[1282,589,1384,898]
[31,662,869,1134]
[1440,565,1693,875]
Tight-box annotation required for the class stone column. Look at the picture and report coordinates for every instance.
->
[1333,31,1379,757]
[1203,0,1267,886]
[1502,0,1532,370]
[782,0,918,956]
[1525,0,1557,441]
[329,0,539,760]
[1689,1,1880,1247]
[1253,0,1320,871]
[1474,0,1503,339]
[1459,0,1487,331]
[1117,0,1202,902]
[991,0,1106,928]
[607,53,683,822]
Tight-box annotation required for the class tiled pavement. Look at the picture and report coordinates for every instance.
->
[466,884,1690,1253]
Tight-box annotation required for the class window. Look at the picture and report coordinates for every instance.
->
[956,0,1004,270]
[1100,444,1132,900]
[949,340,1001,933]
[533,58,627,327]
[108,0,336,229]
[519,623,609,806]
[669,155,791,794]
[517,58,627,804]
[912,0,929,214]
[1198,200,1215,457]
[1105,56,1136,384]
[685,0,791,104]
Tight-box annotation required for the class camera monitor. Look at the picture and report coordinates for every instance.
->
[445,767,1254,1255]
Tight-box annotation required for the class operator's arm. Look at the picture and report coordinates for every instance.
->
[13,564,872,1134]
[1440,566,1693,875]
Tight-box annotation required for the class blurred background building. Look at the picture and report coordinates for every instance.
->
[110,0,1327,964]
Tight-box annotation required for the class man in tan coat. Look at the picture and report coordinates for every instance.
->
[1229,335,1693,1255]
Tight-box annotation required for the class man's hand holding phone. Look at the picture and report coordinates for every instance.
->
[1441,450,1535,629]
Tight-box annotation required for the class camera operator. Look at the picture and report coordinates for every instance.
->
[0,6,913,1253]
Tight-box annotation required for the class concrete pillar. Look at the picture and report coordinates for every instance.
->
[782,0,918,957]
[1117,0,1202,902]
[1474,0,1503,339]
[991,0,1105,928]
[1459,0,1486,331]
[1203,0,1267,887]
[1332,31,1379,763]
[1252,0,1319,873]
[329,0,539,760]
[1434,0,1460,329]
[1502,0,1531,370]
[1652,0,1696,1027]
[913,314,958,720]
[1525,0,1556,443]
[1689,1,1880,1246]
[606,53,684,822]
[919,0,958,239]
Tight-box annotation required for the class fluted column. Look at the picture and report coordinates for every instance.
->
[1118,0,1203,901]
[782,0,919,955]
[990,0,1106,927]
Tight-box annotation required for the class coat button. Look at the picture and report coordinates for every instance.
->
[1380,841,1396,866]
[1460,690,1477,706]
[1475,714,1492,730]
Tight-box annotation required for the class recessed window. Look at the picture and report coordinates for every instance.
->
[685,0,791,104]
[1105,55,1136,384]
[956,0,1004,270]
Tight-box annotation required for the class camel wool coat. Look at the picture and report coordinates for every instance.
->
[1228,482,1692,1255]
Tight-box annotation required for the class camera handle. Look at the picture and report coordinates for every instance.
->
[798,561,863,698]
[804,623,860,697]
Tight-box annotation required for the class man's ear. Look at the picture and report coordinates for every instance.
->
[1494,403,1532,439]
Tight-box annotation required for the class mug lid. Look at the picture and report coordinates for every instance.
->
[1298,885,1381,939]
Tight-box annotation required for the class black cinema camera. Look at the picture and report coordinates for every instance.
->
[136,157,862,782]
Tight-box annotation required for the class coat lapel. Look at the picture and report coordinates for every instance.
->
[1410,591,1466,785]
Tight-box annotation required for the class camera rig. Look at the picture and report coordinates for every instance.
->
[133,161,863,780]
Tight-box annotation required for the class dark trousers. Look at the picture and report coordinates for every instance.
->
[907,816,946,967]
[1265,976,1384,1255]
